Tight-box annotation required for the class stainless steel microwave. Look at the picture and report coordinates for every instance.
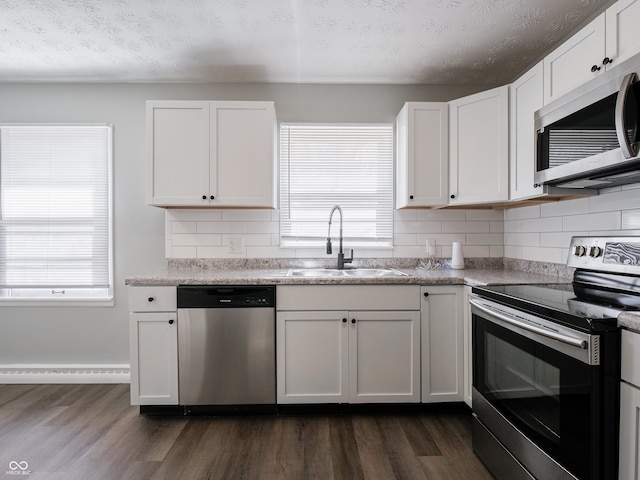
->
[535,52,640,189]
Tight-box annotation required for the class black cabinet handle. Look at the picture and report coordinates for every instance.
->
[450,194,456,199]
[423,292,429,297]
[342,318,347,323]
[591,64,601,72]
[147,297,154,302]
[603,57,612,65]
[202,195,207,200]
[210,195,215,200]
[168,319,174,325]
[351,319,356,324]
[409,195,414,200]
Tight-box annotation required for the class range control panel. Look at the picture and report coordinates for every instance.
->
[568,236,640,273]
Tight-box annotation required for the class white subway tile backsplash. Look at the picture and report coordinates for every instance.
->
[172,221,197,235]
[394,234,418,246]
[171,246,198,258]
[589,189,640,213]
[562,212,621,231]
[221,210,273,222]
[540,231,588,248]
[505,232,539,247]
[168,209,222,222]
[196,221,245,234]
[394,209,418,222]
[173,233,222,246]
[622,210,640,230]
[442,222,490,233]
[394,221,442,235]
[521,246,564,264]
[417,210,467,222]
[521,216,563,233]
[465,210,504,221]
[490,221,504,233]
[504,205,540,221]
[246,222,280,234]
[466,233,504,246]
[540,198,589,218]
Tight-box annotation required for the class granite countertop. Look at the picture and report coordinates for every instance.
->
[125,266,571,288]
[619,312,640,331]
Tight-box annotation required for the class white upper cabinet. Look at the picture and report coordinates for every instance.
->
[605,0,640,68]
[510,62,545,201]
[395,102,449,208]
[449,85,509,205]
[544,0,640,105]
[210,101,277,207]
[146,101,210,206]
[146,100,277,208]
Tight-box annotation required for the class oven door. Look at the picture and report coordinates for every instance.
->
[471,297,618,480]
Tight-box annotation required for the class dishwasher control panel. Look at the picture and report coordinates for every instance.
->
[177,285,275,308]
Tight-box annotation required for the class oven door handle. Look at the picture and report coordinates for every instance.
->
[470,299,588,350]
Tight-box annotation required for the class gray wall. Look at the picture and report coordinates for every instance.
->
[0,82,482,365]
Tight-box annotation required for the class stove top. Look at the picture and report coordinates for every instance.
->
[472,237,640,332]
[472,283,625,332]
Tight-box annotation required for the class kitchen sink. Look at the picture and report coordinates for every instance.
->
[286,268,407,277]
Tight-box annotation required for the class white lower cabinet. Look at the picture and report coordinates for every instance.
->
[129,286,179,405]
[420,285,464,403]
[620,329,640,479]
[276,285,421,404]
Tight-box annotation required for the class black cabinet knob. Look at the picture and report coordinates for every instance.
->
[168,319,174,325]
[351,319,356,324]
[342,318,347,323]
[409,195,414,200]
[603,57,612,65]
[202,195,207,200]
[450,194,456,199]
[591,64,601,72]
[423,292,429,297]
[210,195,215,200]
[147,297,154,302]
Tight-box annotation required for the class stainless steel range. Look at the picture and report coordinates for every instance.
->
[471,236,640,480]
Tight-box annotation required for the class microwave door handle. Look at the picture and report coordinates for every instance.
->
[470,299,588,350]
[615,72,638,159]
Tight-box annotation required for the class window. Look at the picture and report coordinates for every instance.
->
[280,123,393,248]
[0,125,113,303]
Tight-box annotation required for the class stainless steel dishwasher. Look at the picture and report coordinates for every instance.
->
[177,285,275,412]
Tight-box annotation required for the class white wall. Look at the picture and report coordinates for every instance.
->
[504,184,640,263]
[0,81,483,366]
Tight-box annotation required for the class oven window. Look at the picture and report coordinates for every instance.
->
[485,334,562,443]
[474,314,594,480]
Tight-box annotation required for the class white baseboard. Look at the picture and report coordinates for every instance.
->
[0,364,130,384]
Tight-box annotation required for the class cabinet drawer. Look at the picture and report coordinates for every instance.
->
[622,329,640,386]
[277,285,420,311]
[129,286,177,312]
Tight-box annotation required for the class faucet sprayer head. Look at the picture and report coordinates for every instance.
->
[326,238,332,254]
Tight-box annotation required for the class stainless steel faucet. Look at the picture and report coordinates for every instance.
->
[326,205,354,269]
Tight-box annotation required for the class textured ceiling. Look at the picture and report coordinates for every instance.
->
[0,0,613,85]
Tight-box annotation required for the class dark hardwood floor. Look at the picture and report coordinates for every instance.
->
[0,384,494,480]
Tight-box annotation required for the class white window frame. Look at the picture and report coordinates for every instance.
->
[0,123,114,306]
[279,123,394,249]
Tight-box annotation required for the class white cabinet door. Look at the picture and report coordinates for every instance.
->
[129,312,179,405]
[619,381,640,480]
[543,15,606,105]
[510,62,545,201]
[146,101,210,206]
[421,285,464,403]
[210,101,277,207]
[396,102,449,207]
[449,85,509,205]
[276,311,349,404]
[349,310,421,403]
[606,0,640,69]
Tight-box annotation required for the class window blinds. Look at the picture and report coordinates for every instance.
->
[280,124,393,247]
[0,125,112,299]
